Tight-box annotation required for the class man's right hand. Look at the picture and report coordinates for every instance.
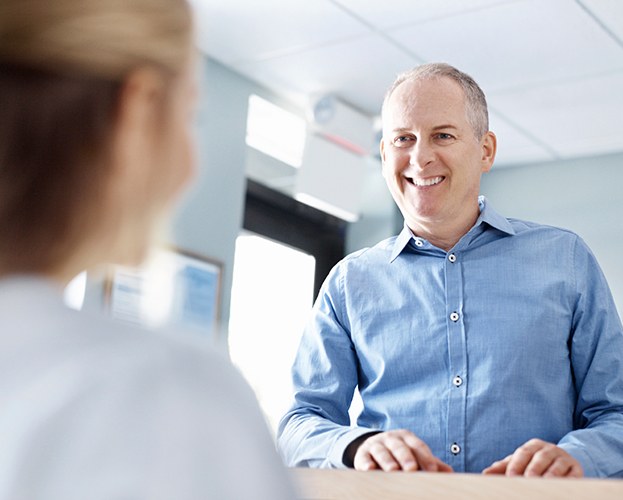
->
[352,429,454,472]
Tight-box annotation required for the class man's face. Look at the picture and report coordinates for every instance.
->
[380,76,496,236]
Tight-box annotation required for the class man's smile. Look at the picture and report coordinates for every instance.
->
[406,175,445,187]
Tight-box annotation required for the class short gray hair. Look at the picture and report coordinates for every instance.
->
[382,62,489,139]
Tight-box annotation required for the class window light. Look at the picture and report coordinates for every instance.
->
[245,94,306,168]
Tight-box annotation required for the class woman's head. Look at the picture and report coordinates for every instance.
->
[0,0,195,280]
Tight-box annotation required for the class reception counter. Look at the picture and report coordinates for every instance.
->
[294,468,623,500]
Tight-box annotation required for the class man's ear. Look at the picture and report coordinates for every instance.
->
[480,131,497,173]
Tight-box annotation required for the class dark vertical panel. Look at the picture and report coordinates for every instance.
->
[242,179,346,300]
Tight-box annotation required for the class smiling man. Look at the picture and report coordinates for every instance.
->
[277,63,623,478]
[379,68,495,252]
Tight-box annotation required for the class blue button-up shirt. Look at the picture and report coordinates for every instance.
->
[278,197,623,477]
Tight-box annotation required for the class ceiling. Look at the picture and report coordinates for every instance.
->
[190,0,623,168]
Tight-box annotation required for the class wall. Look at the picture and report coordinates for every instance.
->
[171,58,251,348]
[169,57,306,346]
[346,157,400,254]
[480,151,623,315]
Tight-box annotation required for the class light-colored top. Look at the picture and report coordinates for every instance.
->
[278,197,623,477]
[0,277,296,499]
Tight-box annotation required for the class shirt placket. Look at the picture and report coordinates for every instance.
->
[444,250,467,471]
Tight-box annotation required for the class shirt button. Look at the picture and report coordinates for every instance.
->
[450,312,460,322]
[414,239,424,247]
[451,443,461,455]
[448,253,457,263]
[453,376,463,387]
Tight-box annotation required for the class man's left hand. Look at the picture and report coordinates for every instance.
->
[482,439,583,478]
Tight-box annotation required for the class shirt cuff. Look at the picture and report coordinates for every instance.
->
[328,427,381,469]
[557,442,598,477]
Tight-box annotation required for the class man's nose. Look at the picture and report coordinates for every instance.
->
[409,140,435,169]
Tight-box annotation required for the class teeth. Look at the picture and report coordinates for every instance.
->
[412,176,443,187]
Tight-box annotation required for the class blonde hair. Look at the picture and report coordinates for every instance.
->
[0,0,192,274]
[0,0,192,79]
[382,63,489,139]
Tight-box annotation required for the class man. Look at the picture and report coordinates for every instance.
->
[277,63,623,477]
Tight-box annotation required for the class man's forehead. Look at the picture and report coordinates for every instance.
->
[392,76,463,103]
[383,77,467,126]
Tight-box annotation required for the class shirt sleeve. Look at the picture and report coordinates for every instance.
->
[277,263,377,468]
[557,236,623,478]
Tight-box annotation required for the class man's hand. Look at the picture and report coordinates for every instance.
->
[352,429,453,472]
[482,439,583,478]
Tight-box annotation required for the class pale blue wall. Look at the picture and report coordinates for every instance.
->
[172,57,300,345]
[172,58,250,347]
[481,152,623,314]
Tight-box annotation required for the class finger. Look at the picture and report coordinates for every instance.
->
[482,455,511,475]
[383,436,419,471]
[434,457,454,473]
[353,450,379,471]
[384,432,453,472]
[524,445,559,477]
[402,433,438,472]
[542,457,574,478]
[354,432,412,471]
[543,457,584,478]
[567,463,584,478]
[506,440,546,476]
[367,441,402,471]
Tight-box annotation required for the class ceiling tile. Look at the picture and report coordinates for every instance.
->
[386,0,623,92]
[233,34,419,115]
[580,0,623,42]
[488,111,557,167]
[189,0,623,167]
[189,0,369,65]
[490,71,623,159]
[333,0,514,30]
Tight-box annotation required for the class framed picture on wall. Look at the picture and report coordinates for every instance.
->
[106,247,222,338]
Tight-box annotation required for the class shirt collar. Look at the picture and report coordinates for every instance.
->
[474,195,515,236]
[390,226,414,262]
[389,196,515,262]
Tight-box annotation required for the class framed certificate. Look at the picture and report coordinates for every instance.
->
[107,247,222,338]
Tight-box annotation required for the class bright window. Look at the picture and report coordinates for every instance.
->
[245,94,307,168]
[228,233,315,434]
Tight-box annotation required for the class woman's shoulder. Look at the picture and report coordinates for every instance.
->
[0,276,247,404]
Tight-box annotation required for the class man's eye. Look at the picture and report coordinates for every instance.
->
[393,136,414,146]
[436,133,454,140]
